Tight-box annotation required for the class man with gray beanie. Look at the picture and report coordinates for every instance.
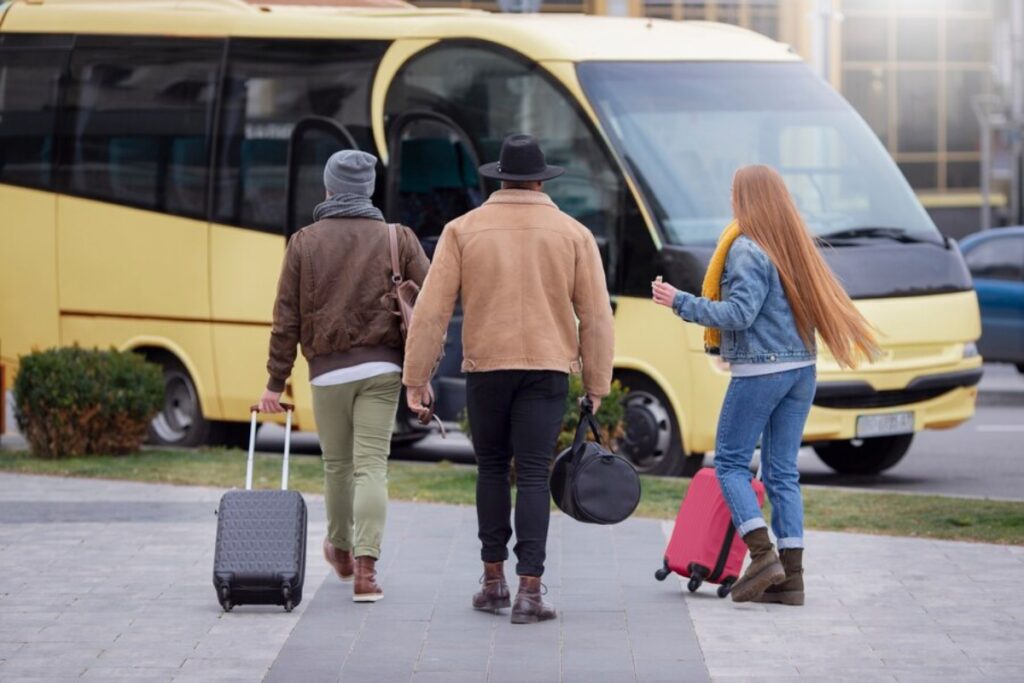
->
[259,150,429,602]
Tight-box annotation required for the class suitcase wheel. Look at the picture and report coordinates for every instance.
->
[282,585,294,612]
[219,586,233,612]
[687,576,703,593]
[717,578,736,599]
[284,600,294,613]
[654,559,670,582]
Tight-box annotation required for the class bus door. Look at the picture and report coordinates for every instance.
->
[385,112,485,421]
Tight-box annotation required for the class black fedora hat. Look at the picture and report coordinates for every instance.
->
[478,133,564,182]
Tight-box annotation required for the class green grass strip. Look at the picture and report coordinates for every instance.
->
[2,449,1022,545]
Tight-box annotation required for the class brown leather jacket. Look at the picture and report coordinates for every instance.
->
[403,190,615,398]
[266,217,429,392]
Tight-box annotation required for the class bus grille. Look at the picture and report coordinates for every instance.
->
[813,387,952,410]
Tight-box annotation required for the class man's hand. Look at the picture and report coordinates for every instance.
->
[406,385,433,420]
[258,389,285,413]
[580,394,602,414]
[651,279,680,308]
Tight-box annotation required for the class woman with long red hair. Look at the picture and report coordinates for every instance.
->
[652,164,879,606]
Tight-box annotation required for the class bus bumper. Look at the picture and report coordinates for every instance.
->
[803,372,981,443]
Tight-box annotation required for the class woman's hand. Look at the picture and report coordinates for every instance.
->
[258,389,285,413]
[651,279,680,308]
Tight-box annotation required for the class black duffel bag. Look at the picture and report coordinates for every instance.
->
[550,400,641,525]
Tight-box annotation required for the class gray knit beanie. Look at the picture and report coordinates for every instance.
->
[323,149,377,197]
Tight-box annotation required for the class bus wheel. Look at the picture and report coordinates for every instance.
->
[813,434,913,475]
[616,372,685,476]
[148,359,211,448]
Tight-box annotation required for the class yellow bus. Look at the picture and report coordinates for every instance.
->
[0,0,982,475]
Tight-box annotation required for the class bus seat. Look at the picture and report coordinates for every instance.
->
[109,137,160,208]
[399,138,464,193]
[169,136,207,216]
[397,137,481,238]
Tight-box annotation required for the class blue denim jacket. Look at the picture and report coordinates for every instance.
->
[673,236,816,364]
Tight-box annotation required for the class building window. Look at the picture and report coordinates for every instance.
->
[59,36,221,219]
[641,1,783,40]
[839,0,993,194]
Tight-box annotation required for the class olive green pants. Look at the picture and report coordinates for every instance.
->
[311,373,401,560]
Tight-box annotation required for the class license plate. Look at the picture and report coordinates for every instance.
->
[856,412,914,438]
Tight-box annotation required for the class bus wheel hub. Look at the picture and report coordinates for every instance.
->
[621,392,671,466]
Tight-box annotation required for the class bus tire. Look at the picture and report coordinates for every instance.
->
[813,434,913,475]
[615,371,686,477]
[147,358,212,448]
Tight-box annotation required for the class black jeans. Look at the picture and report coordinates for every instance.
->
[466,370,569,577]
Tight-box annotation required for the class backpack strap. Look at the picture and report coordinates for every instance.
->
[387,223,402,284]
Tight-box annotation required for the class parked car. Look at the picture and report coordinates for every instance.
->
[960,227,1024,372]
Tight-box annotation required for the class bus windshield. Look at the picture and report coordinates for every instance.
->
[577,61,941,246]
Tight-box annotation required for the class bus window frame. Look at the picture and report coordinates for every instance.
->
[284,114,359,240]
[383,38,645,294]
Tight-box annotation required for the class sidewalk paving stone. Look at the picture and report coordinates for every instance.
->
[2,472,1024,681]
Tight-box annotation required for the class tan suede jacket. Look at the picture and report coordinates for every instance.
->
[266,217,429,392]
[403,190,615,397]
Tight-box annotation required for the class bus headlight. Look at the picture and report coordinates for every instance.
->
[963,342,979,359]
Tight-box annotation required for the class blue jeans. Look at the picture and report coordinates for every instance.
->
[714,365,815,549]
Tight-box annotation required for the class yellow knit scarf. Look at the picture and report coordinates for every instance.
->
[701,221,742,351]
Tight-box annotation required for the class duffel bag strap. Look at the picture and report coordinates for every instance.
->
[572,399,603,452]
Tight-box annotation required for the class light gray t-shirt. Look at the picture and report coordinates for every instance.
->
[729,359,816,378]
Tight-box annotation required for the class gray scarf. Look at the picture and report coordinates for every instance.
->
[313,193,385,222]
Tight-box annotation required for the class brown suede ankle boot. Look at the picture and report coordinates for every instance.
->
[353,556,383,603]
[731,528,785,603]
[755,548,804,606]
[323,537,354,582]
[510,576,556,625]
[473,562,511,613]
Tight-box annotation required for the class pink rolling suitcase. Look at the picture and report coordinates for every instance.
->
[655,467,765,598]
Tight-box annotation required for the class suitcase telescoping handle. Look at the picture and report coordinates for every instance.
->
[246,403,295,491]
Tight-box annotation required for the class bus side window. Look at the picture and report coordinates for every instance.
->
[212,39,388,234]
[0,34,71,191]
[58,36,221,220]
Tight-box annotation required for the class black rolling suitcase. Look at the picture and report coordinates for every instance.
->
[213,403,307,612]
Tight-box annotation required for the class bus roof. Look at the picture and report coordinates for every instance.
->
[1,0,799,63]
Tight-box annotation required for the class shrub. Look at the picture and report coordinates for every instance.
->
[555,375,629,453]
[14,346,163,458]
[458,374,629,453]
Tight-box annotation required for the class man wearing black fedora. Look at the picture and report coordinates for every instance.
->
[402,134,615,624]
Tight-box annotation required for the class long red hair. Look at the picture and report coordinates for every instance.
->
[731,165,880,369]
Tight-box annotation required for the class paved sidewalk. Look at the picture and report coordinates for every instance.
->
[671,522,1024,681]
[0,474,703,682]
[0,473,1022,682]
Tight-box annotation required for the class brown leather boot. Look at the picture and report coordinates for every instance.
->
[473,561,511,613]
[755,548,804,606]
[510,576,556,624]
[322,537,354,582]
[730,527,785,603]
[353,556,383,603]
